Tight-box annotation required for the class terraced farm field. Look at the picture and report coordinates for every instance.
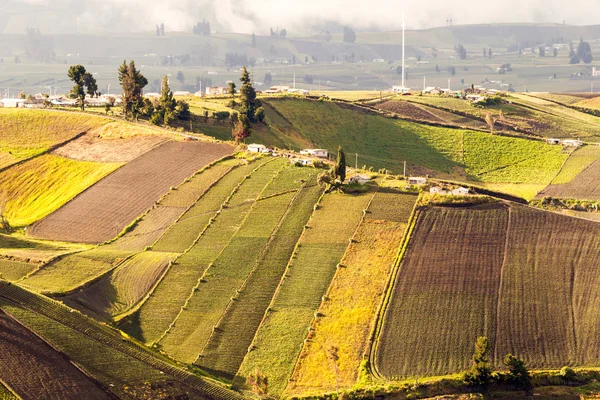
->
[236,190,373,395]
[0,154,122,227]
[0,309,110,400]
[0,282,243,400]
[287,191,417,395]
[375,202,600,378]
[30,140,233,243]
[539,155,600,201]
[64,251,178,320]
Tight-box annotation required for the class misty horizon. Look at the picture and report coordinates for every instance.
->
[1,0,600,35]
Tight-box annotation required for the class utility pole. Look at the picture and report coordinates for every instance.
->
[404,161,407,178]
[423,76,426,91]
[355,153,358,169]
[293,73,296,89]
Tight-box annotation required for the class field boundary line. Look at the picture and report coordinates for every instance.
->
[2,308,120,399]
[493,204,511,366]
[368,196,422,380]
[169,159,287,357]
[104,155,237,246]
[154,158,279,346]
[0,130,90,175]
[195,173,315,363]
[234,187,328,382]
[0,377,22,400]
[285,188,378,392]
[0,284,245,400]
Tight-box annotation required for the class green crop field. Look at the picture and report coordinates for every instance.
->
[550,146,600,185]
[197,174,322,378]
[20,247,133,294]
[375,202,600,379]
[236,190,373,395]
[121,158,278,344]
[287,191,417,396]
[0,154,122,227]
[0,233,88,264]
[65,251,178,320]
[158,159,289,362]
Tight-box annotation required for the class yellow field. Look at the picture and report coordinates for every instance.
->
[286,192,416,395]
[0,155,122,227]
[0,109,109,160]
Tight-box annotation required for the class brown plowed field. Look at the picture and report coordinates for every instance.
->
[53,132,168,162]
[538,158,600,201]
[376,202,600,379]
[0,310,110,400]
[376,100,445,122]
[29,141,233,243]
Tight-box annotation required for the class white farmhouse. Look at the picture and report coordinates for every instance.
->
[248,144,270,153]
[291,158,313,166]
[561,139,583,147]
[349,174,371,184]
[0,98,26,108]
[451,187,470,196]
[408,177,427,185]
[299,149,329,159]
[430,186,448,195]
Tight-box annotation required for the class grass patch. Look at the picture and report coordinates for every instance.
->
[0,154,122,227]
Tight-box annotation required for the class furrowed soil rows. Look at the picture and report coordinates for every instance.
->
[538,157,600,201]
[64,251,178,320]
[287,191,417,395]
[236,190,373,395]
[496,206,600,368]
[120,158,274,344]
[196,175,322,378]
[30,140,233,243]
[0,282,244,400]
[376,203,509,378]
[0,309,110,400]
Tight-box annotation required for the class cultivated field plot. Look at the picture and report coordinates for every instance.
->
[236,190,373,395]
[121,158,274,344]
[376,202,600,379]
[0,309,110,400]
[30,140,233,243]
[197,173,322,378]
[287,191,417,395]
[0,154,122,227]
[0,282,243,400]
[0,108,108,165]
[0,259,37,282]
[0,233,88,264]
[20,247,133,294]
[158,159,289,363]
[538,157,600,201]
[65,251,178,321]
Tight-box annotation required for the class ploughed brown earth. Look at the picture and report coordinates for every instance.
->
[53,131,168,162]
[537,158,600,201]
[0,309,111,400]
[376,100,445,122]
[29,140,233,243]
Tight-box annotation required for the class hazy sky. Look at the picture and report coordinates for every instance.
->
[3,0,600,34]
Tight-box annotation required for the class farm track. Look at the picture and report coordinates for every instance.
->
[29,140,233,243]
[0,282,245,400]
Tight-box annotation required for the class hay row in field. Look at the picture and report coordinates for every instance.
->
[235,190,374,395]
[375,202,600,379]
[30,140,233,243]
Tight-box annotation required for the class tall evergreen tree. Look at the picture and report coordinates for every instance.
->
[119,60,148,120]
[335,146,346,183]
[239,66,261,122]
[464,336,493,389]
[67,64,97,111]
[158,75,176,125]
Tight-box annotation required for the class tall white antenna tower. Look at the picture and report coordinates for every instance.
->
[402,14,406,89]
